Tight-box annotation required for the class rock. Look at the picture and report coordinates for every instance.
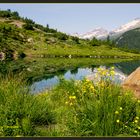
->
[40,55,44,58]
[13,51,18,60]
[122,67,140,98]
[0,52,5,60]
[69,55,72,58]
[27,38,33,43]
[27,68,32,72]
[19,33,24,38]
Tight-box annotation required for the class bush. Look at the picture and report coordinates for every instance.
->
[55,32,68,40]
[90,37,101,46]
[71,36,80,44]
[0,9,20,19]
[23,23,34,30]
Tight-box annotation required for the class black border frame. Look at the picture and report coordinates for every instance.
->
[0,0,139,3]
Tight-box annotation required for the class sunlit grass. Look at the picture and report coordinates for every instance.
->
[0,68,140,136]
[48,67,140,136]
[0,74,55,136]
[25,45,140,58]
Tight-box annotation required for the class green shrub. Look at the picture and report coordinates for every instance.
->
[23,23,34,30]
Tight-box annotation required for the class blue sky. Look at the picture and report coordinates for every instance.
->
[0,4,140,34]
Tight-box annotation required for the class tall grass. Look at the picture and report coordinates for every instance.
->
[0,68,140,136]
[0,74,55,136]
[49,67,140,136]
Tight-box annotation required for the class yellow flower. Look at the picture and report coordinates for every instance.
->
[102,70,107,76]
[70,102,73,106]
[119,107,123,110]
[134,120,138,123]
[69,96,76,99]
[100,82,105,87]
[110,70,115,76]
[85,79,90,82]
[97,67,102,71]
[90,85,94,91]
[65,101,68,104]
[115,111,119,114]
[134,130,137,133]
[136,116,139,120]
[111,66,115,70]
[116,120,120,123]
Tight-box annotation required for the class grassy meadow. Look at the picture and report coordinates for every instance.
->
[25,44,140,58]
[0,68,140,137]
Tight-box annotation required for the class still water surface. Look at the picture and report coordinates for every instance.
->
[31,59,140,93]
[1,58,140,94]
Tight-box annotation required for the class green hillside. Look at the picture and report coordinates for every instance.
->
[0,9,140,59]
[115,27,140,53]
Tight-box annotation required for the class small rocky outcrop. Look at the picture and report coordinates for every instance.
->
[122,67,140,98]
[27,38,33,43]
[0,52,5,60]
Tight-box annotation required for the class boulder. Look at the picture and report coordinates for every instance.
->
[27,38,33,43]
[122,67,140,98]
[0,52,5,60]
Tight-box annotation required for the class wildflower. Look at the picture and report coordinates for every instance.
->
[110,70,115,76]
[97,67,102,71]
[136,117,139,120]
[102,70,107,76]
[90,85,94,90]
[69,96,76,99]
[70,102,73,106]
[107,73,110,76]
[116,120,120,123]
[134,120,138,123]
[100,82,105,87]
[85,79,90,82]
[65,101,68,104]
[119,107,123,110]
[115,111,119,114]
[134,130,137,133]
[111,66,115,70]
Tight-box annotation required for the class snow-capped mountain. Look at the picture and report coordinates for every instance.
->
[72,18,140,40]
[109,18,140,39]
[72,32,79,37]
[72,27,108,40]
[80,27,108,39]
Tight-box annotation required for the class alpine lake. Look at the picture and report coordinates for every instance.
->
[1,57,140,94]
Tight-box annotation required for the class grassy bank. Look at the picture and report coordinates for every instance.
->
[25,44,140,58]
[0,68,140,136]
